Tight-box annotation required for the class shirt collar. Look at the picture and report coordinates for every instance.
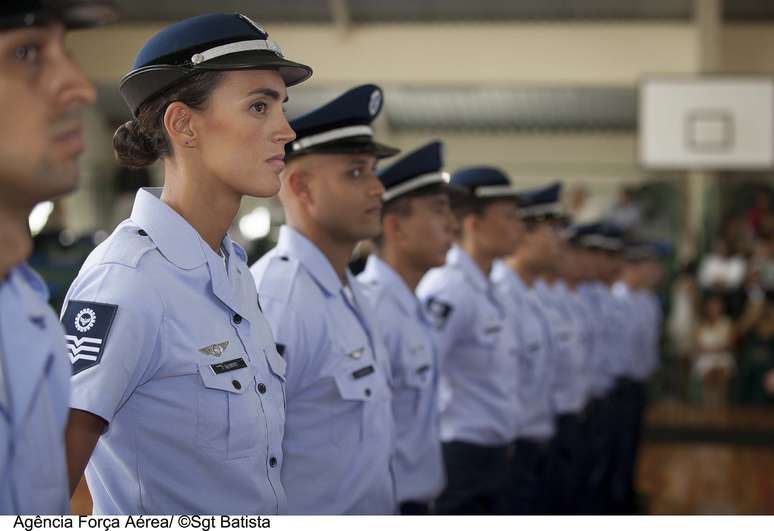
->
[447,244,489,293]
[274,225,342,296]
[12,263,50,321]
[360,255,419,315]
[130,187,213,270]
[491,259,528,295]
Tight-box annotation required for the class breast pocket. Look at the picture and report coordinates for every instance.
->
[328,360,389,448]
[460,320,501,369]
[196,360,259,458]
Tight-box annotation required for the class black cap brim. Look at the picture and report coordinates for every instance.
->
[120,50,313,117]
[287,136,400,160]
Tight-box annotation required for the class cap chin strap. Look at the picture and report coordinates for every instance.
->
[290,125,374,153]
[382,172,450,202]
[191,39,284,65]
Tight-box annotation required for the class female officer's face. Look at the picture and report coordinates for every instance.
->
[190,70,295,198]
[0,23,95,209]
[298,153,385,243]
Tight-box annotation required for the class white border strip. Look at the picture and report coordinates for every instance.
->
[291,125,373,152]
[382,172,449,202]
[474,184,520,198]
[191,39,284,65]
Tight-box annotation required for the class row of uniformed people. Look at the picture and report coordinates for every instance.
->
[0,5,665,516]
[417,176,665,515]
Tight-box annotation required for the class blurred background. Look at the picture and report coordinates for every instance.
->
[43,0,774,515]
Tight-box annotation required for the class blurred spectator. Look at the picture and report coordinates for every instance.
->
[606,187,642,231]
[748,234,774,293]
[697,239,747,318]
[667,263,700,399]
[764,370,774,396]
[735,292,774,404]
[746,188,772,238]
[693,295,735,407]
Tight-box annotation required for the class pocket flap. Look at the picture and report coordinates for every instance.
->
[265,348,287,381]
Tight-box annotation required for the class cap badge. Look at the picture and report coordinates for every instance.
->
[368,89,382,117]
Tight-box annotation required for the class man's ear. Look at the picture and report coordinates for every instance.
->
[283,166,314,207]
[163,102,197,150]
[382,212,401,243]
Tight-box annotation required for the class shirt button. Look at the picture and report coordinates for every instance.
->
[269,457,278,468]
[232,380,241,390]
[364,388,371,397]
[232,313,242,324]
[257,383,267,394]
[138,229,147,236]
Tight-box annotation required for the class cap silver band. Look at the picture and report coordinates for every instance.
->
[520,203,564,218]
[291,125,373,152]
[579,234,622,251]
[382,171,450,202]
[191,39,284,65]
[474,184,519,198]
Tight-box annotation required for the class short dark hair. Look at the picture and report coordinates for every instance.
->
[112,71,225,168]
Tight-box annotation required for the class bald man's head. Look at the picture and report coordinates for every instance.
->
[278,152,385,244]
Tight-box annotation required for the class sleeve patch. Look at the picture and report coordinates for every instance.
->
[425,297,454,330]
[62,300,118,375]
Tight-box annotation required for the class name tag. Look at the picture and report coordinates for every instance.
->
[352,365,375,380]
[416,364,431,375]
[210,358,248,374]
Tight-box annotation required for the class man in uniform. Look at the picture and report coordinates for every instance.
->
[498,182,589,514]
[416,166,522,515]
[357,140,456,514]
[250,85,399,514]
[491,190,556,514]
[0,0,116,514]
[575,222,629,513]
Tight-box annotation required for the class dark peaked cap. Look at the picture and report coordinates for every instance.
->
[287,84,399,160]
[119,12,312,117]
[450,166,520,199]
[517,182,564,220]
[379,141,461,202]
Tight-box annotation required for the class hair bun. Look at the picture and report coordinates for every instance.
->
[112,120,159,168]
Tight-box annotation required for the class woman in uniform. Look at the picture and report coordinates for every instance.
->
[63,12,311,514]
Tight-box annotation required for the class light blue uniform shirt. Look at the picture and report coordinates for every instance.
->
[612,281,646,380]
[250,226,395,515]
[641,292,662,379]
[64,188,287,515]
[533,280,588,414]
[577,282,618,397]
[0,264,69,514]
[579,281,628,390]
[358,255,445,504]
[491,261,555,441]
[612,283,661,382]
[416,246,520,447]
[561,284,598,400]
